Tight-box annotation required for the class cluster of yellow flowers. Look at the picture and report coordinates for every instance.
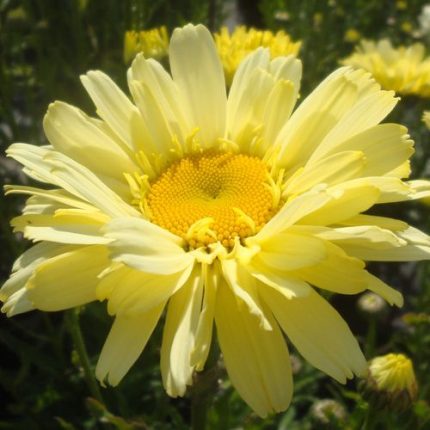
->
[1,23,428,417]
[123,27,169,64]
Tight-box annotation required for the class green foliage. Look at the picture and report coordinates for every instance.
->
[1,0,430,428]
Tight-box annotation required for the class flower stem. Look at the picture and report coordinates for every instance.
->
[191,363,220,430]
[67,308,104,404]
[190,346,223,430]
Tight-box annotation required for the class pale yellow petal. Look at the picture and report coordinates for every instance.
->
[309,124,413,177]
[97,263,194,316]
[8,144,138,218]
[215,280,293,418]
[105,217,194,275]
[1,288,34,316]
[283,151,366,196]
[221,258,272,330]
[169,24,226,148]
[81,70,140,147]
[128,55,190,141]
[341,225,430,261]
[292,242,368,295]
[317,225,406,249]
[261,286,367,383]
[11,212,110,245]
[255,189,332,241]
[26,245,110,311]
[161,267,203,397]
[43,102,137,190]
[5,185,97,212]
[96,305,164,386]
[0,242,73,305]
[310,91,397,161]
[252,230,327,271]
[275,67,381,169]
[299,183,380,226]
[128,80,176,156]
[191,264,218,371]
[365,273,403,306]
[227,51,301,155]
[245,264,311,299]
[227,48,270,133]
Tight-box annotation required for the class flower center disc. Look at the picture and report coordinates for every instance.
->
[147,151,278,249]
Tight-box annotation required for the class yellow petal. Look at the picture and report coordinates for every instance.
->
[97,263,194,316]
[128,80,176,155]
[292,242,368,295]
[161,266,203,397]
[365,273,403,306]
[81,70,140,148]
[255,189,332,240]
[309,124,413,177]
[284,150,366,196]
[215,280,293,417]
[341,225,430,261]
[5,185,99,212]
[8,145,138,218]
[275,67,383,169]
[221,258,272,330]
[96,304,164,386]
[105,217,194,275]
[26,245,110,311]
[0,242,73,302]
[310,90,397,160]
[317,225,406,249]
[261,286,367,383]
[245,264,311,299]
[169,24,226,148]
[1,288,33,316]
[300,182,380,226]
[128,55,190,142]
[11,212,110,244]
[43,101,137,191]
[191,264,218,371]
[253,229,327,271]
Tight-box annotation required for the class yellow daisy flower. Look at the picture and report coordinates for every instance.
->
[123,26,169,64]
[342,39,430,97]
[214,25,301,87]
[2,24,430,417]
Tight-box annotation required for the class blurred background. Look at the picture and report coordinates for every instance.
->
[1,0,430,428]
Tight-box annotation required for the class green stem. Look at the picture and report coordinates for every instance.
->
[191,363,220,430]
[67,309,104,403]
[191,345,223,430]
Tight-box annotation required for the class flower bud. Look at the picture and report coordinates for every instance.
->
[364,353,418,411]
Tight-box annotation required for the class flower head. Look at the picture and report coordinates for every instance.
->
[2,24,430,417]
[310,399,347,424]
[214,25,301,86]
[123,26,169,64]
[342,39,430,97]
[366,353,418,409]
[357,291,388,315]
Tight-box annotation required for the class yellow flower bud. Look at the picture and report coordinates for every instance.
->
[365,353,418,410]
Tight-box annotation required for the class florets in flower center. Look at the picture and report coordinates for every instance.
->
[146,151,280,249]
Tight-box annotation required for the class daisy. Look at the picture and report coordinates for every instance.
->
[342,39,430,97]
[2,24,430,417]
